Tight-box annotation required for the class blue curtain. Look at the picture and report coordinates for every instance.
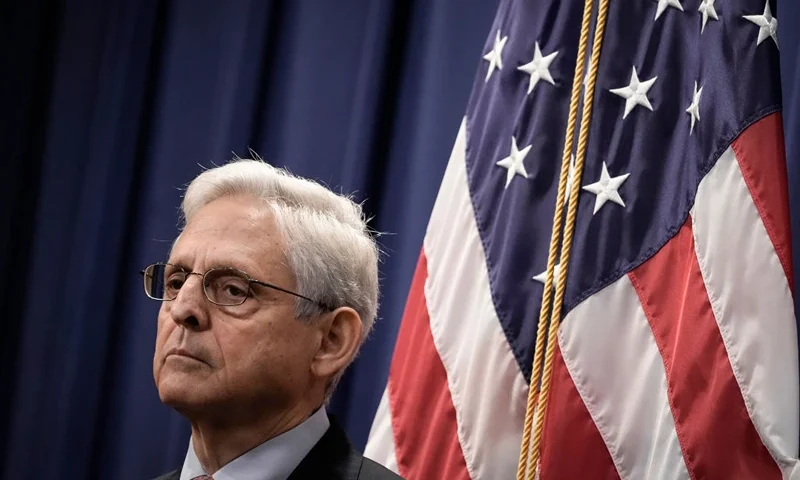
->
[0,1,497,479]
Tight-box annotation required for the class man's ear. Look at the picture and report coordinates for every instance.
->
[310,307,363,381]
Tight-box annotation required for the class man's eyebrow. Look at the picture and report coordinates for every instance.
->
[164,258,267,278]
[165,259,191,271]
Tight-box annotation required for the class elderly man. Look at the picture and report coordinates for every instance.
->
[144,160,402,480]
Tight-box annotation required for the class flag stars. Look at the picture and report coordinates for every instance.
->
[496,136,533,188]
[582,70,592,105]
[698,0,719,34]
[517,42,558,95]
[654,0,684,21]
[686,81,703,135]
[483,31,509,82]
[533,263,562,289]
[565,154,577,204]
[610,67,657,119]
[743,1,778,49]
[582,162,630,214]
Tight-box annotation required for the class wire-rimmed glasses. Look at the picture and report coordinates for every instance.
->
[140,262,332,310]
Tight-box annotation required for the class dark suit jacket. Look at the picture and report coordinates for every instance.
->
[152,418,403,480]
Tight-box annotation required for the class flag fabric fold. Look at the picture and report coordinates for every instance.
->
[365,0,799,478]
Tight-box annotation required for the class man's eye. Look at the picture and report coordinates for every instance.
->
[204,270,253,305]
[223,284,247,298]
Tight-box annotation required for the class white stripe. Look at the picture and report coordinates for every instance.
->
[422,118,529,480]
[363,387,400,474]
[691,146,800,476]
[560,276,690,480]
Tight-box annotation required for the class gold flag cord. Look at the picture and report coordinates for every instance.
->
[516,0,611,477]
[514,0,595,474]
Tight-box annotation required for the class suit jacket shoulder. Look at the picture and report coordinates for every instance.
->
[359,457,403,480]
[288,417,403,480]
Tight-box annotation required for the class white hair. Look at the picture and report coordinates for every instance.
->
[181,158,380,344]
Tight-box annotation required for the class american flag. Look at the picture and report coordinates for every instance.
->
[364,0,800,478]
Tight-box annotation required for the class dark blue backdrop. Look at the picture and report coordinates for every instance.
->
[0,1,797,479]
[0,1,497,478]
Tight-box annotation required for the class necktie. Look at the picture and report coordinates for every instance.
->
[191,476,213,480]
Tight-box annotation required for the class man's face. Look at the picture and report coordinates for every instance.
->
[153,196,320,418]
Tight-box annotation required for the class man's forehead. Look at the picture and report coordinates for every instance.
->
[186,196,274,231]
[169,197,284,268]
[179,214,269,244]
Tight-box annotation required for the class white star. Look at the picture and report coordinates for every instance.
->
[698,0,719,34]
[582,70,591,104]
[654,0,684,21]
[609,67,657,119]
[582,162,630,214]
[743,1,778,49]
[483,31,509,82]
[564,153,577,204]
[496,136,532,188]
[517,42,558,94]
[685,81,703,135]
[533,263,561,288]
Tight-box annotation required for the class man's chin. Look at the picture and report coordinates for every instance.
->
[157,381,235,422]
[156,371,210,410]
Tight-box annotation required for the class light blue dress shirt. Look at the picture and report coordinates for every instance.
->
[179,407,330,480]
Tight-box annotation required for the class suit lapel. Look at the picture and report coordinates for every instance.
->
[287,417,362,480]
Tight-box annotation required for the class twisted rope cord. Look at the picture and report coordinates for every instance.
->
[526,0,612,473]
[517,0,611,476]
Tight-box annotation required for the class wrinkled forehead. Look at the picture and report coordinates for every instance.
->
[168,196,287,275]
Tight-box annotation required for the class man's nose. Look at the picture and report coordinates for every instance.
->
[169,274,210,330]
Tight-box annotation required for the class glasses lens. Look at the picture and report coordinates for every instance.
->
[205,268,251,306]
[143,263,184,300]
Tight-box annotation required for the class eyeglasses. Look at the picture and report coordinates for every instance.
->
[140,262,332,310]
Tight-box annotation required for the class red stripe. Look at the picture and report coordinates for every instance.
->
[539,344,620,480]
[387,251,471,480]
[732,112,794,294]
[628,217,781,480]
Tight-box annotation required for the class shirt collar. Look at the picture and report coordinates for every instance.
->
[180,407,330,480]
